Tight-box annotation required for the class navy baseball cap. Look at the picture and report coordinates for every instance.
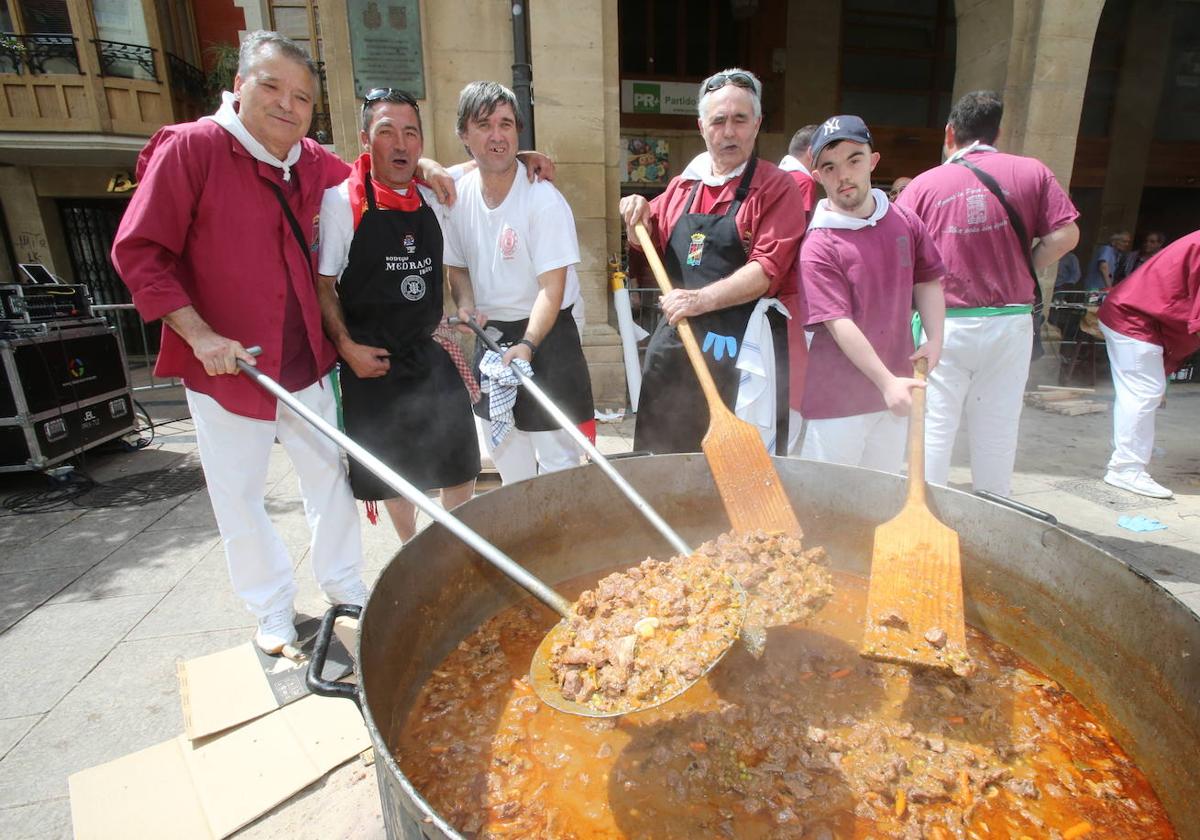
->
[810,115,873,164]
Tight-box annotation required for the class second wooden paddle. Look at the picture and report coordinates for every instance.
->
[633,222,800,537]
[860,357,970,675]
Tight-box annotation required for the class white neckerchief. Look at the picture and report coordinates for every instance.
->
[680,152,748,188]
[944,140,998,165]
[808,188,890,231]
[777,154,810,176]
[202,91,302,181]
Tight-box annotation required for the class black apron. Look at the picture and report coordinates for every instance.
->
[471,305,594,431]
[633,158,790,455]
[337,176,480,499]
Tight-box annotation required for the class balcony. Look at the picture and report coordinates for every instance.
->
[0,31,206,150]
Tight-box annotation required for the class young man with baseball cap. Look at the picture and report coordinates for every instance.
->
[798,116,947,471]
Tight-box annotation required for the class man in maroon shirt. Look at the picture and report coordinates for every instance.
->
[1098,230,1200,498]
[112,32,368,654]
[897,91,1079,496]
[798,115,946,472]
[619,69,806,456]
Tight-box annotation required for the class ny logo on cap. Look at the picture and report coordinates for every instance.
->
[823,118,841,134]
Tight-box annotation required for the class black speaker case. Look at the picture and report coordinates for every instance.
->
[0,324,137,472]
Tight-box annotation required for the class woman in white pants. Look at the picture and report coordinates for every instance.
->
[1096,231,1200,499]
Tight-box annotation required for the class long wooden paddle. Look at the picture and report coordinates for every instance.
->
[633,223,800,537]
[860,357,970,675]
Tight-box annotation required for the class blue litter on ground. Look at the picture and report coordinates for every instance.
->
[1117,515,1168,533]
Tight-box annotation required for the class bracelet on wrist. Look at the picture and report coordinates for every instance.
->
[517,337,538,354]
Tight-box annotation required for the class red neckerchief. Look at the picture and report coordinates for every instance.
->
[348,153,423,229]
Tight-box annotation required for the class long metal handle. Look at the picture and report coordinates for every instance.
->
[455,317,692,557]
[238,349,572,618]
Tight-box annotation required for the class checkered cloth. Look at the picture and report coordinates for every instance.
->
[432,319,482,404]
[479,349,533,448]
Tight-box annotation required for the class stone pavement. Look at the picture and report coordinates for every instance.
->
[1,360,1197,839]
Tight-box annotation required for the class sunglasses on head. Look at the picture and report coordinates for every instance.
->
[703,72,757,94]
[362,88,419,111]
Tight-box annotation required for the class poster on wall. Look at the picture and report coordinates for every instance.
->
[621,137,670,185]
[347,0,425,99]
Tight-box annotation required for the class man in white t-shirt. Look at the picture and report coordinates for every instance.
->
[442,81,594,484]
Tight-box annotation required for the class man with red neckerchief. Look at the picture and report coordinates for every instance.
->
[317,89,480,542]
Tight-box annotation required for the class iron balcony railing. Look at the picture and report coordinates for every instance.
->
[166,51,205,102]
[0,32,82,75]
[92,38,158,81]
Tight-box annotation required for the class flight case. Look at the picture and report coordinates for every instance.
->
[0,322,136,472]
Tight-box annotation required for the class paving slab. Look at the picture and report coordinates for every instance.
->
[0,716,38,761]
[1,501,181,576]
[0,797,71,840]
[0,567,92,634]
[124,557,254,642]
[0,511,84,551]
[0,628,246,810]
[143,489,217,531]
[0,595,159,719]
[48,526,219,604]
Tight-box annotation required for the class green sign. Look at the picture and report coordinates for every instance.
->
[632,83,660,113]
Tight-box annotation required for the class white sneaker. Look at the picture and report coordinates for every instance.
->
[255,609,298,654]
[1103,470,1174,499]
[323,578,369,608]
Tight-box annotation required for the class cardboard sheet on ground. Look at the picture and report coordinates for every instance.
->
[69,691,370,840]
[178,616,355,740]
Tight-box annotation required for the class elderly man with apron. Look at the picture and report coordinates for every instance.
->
[317,89,479,541]
[620,69,806,455]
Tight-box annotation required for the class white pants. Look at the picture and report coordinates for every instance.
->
[187,377,363,618]
[800,410,908,473]
[1100,323,1165,475]
[477,416,582,484]
[924,315,1031,496]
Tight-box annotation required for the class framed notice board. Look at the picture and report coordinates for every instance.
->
[347,0,426,99]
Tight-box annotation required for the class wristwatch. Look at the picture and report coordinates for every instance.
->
[517,337,538,354]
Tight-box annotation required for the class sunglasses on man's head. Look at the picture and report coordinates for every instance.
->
[703,72,757,94]
[362,88,419,111]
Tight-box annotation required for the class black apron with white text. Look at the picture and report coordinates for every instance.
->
[471,305,593,431]
[633,157,789,454]
[337,176,479,499]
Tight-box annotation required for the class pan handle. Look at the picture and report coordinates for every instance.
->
[305,603,362,710]
[973,490,1058,525]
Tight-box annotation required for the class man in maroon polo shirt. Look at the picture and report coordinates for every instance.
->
[1098,230,1200,498]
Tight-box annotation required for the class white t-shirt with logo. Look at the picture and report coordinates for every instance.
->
[441,160,583,323]
[317,180,446,280]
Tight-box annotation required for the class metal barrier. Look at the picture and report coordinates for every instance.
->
[626,285,662,366]
[91,303,178,392]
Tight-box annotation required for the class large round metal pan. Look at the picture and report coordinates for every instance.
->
[334,455,1199,840]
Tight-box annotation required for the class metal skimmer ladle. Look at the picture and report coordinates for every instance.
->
[238,349,744,717]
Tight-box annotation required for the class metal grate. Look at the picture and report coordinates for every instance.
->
[1052,478,1176,512]
[72,466,206,509]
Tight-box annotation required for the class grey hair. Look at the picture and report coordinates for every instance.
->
[456,81,525,137]
[238,30,319,80]
[697,67,762,122]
